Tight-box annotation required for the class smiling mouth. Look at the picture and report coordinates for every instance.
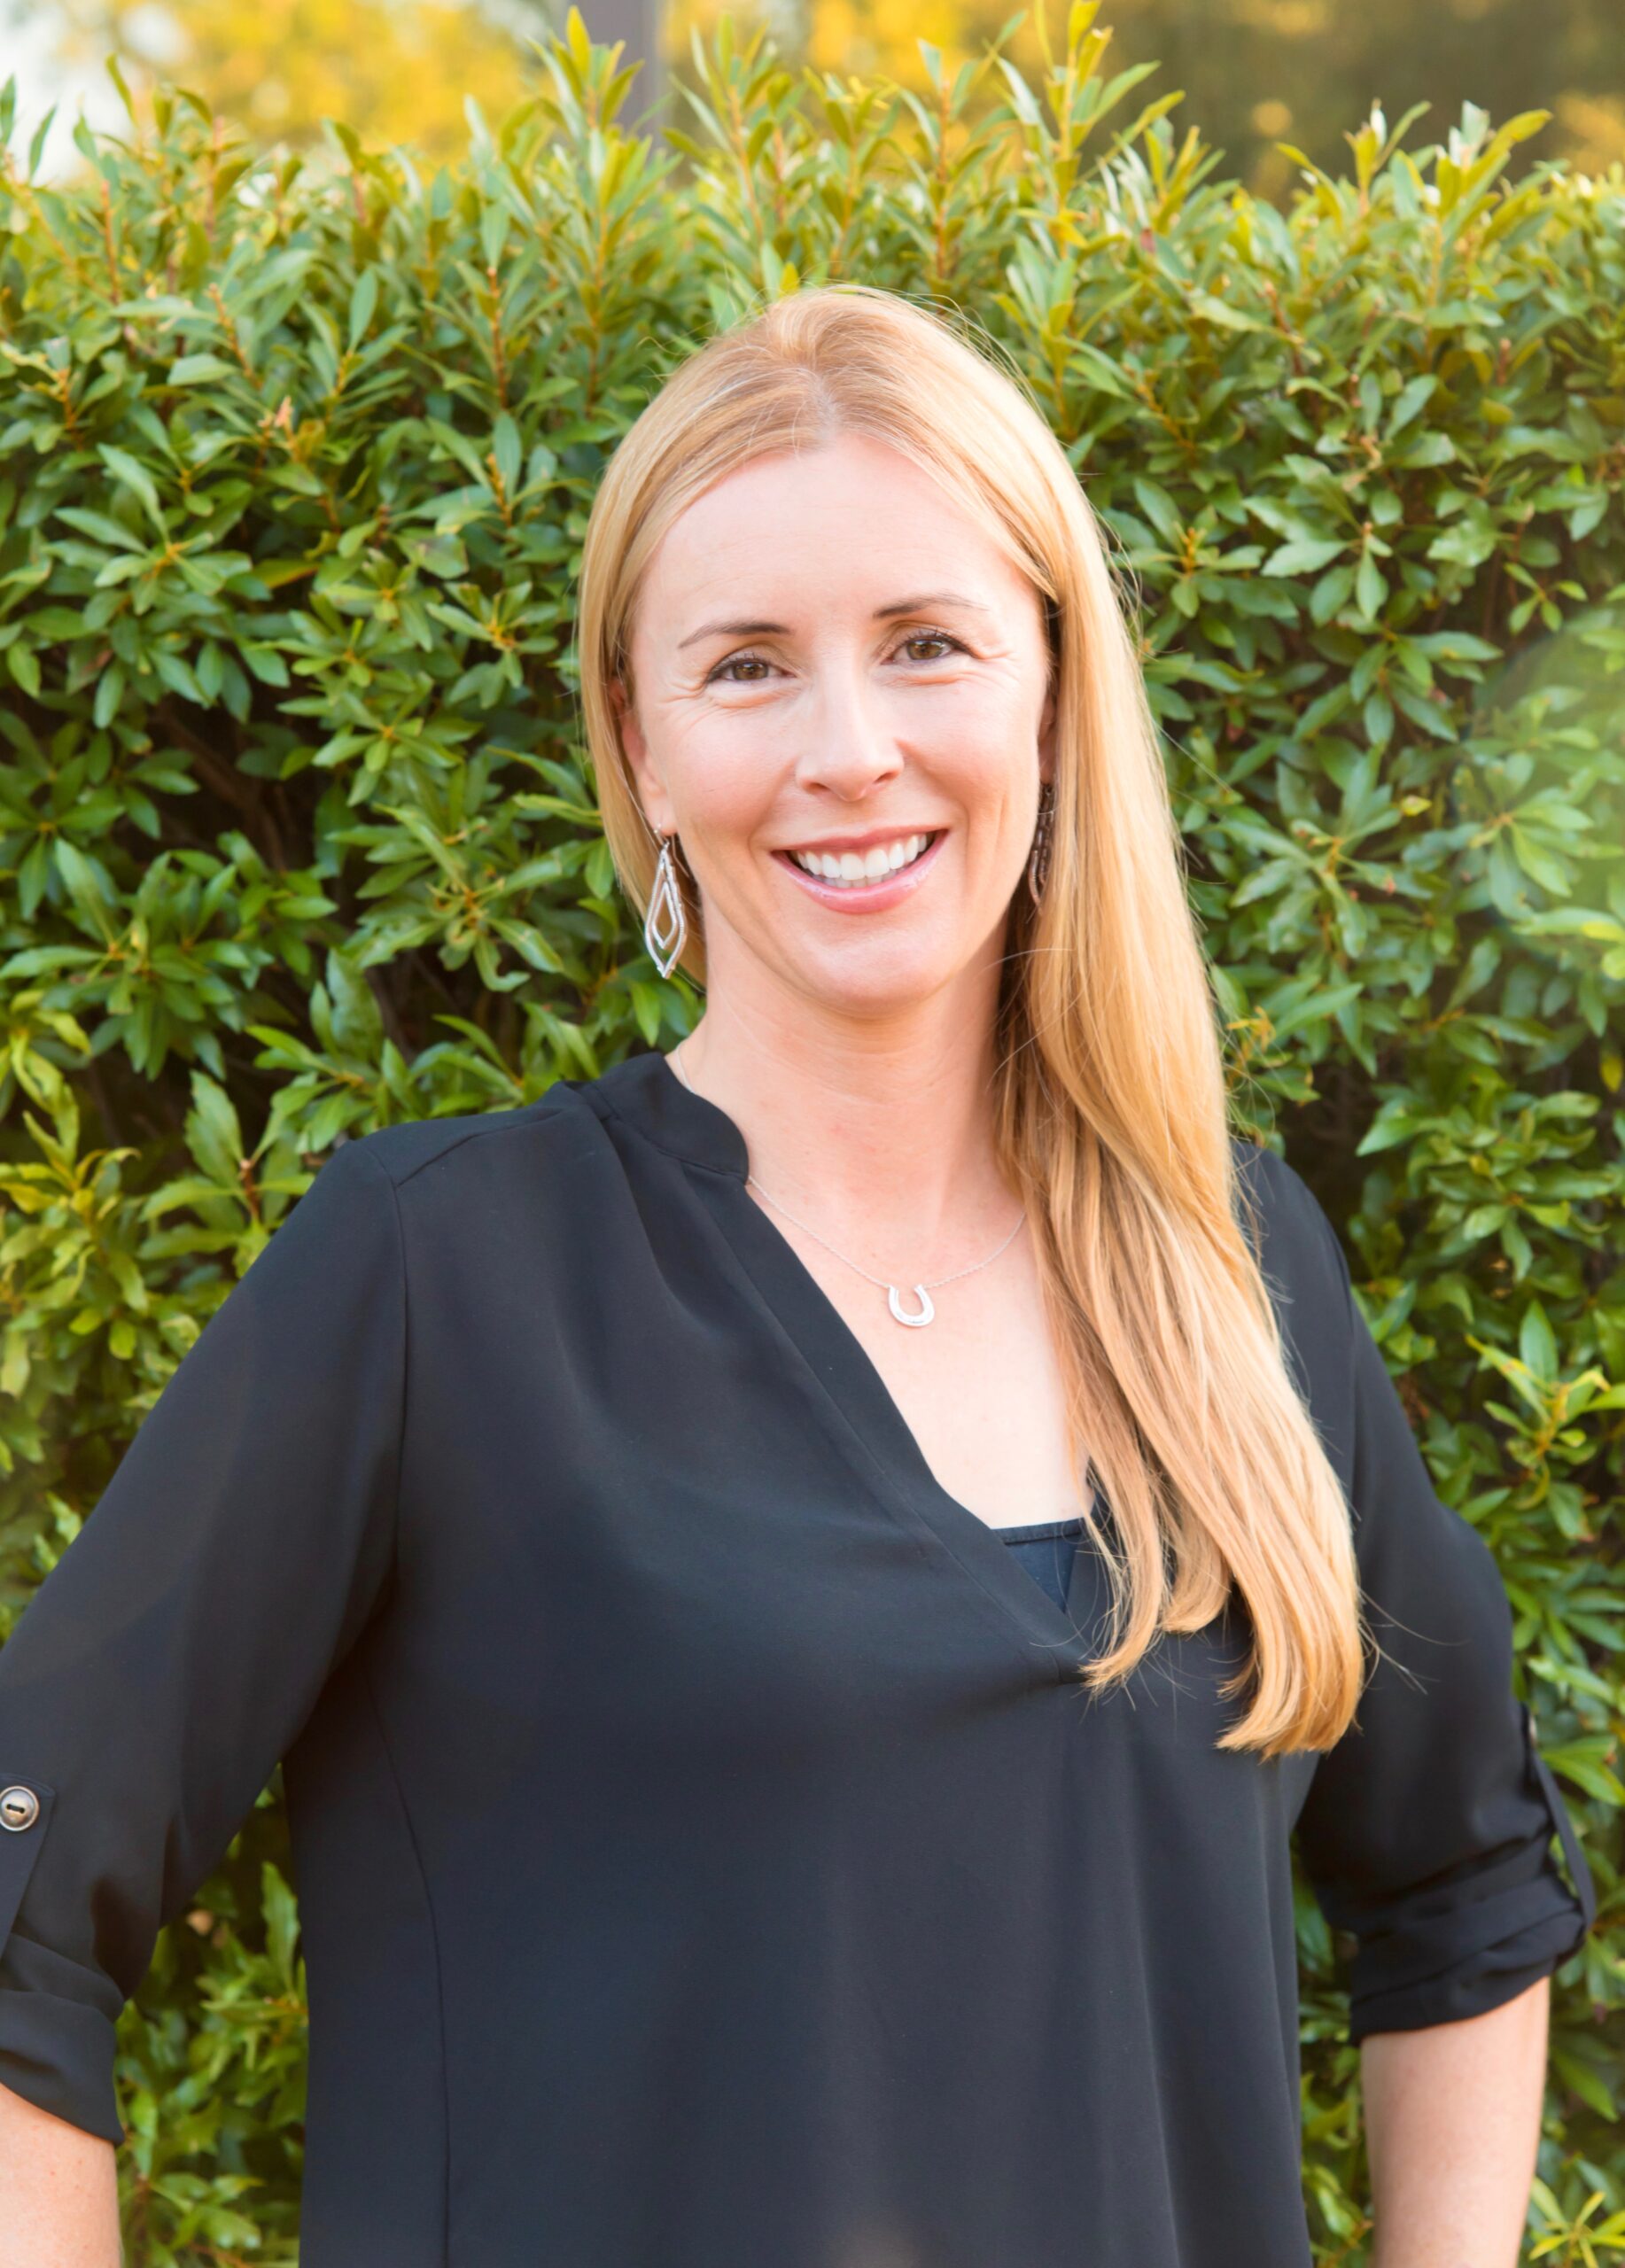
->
[781,831,939,889]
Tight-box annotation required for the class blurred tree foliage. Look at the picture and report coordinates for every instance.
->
[12,0,1625,198]
[8,0,552,165]
[689,0,1625,199]
[0,4,1621,2260]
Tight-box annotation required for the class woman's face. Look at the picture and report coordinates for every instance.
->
[614,431,1056,1021]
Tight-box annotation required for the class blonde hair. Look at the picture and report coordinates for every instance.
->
[577,283,1370,1759]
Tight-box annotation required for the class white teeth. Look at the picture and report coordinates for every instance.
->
[789,833,933,886]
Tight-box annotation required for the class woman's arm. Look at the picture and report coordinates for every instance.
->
[0,1136,405,2152]
[1362,1973,1551,2268]
[0,2078,121,2265]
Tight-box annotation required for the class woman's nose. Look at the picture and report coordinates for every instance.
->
[792,670,906,798]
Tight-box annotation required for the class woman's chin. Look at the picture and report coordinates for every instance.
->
[711,886,993,1015]
[774,937,964,1021]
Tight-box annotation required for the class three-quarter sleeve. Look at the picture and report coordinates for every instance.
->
[0,1134,405,2141]
[1287,1165,1596,2042]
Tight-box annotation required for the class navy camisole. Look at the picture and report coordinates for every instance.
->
[999,1514,1085,1613]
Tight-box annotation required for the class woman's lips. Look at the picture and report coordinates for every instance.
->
[772,831,946,913]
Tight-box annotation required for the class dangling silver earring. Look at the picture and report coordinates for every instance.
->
[644,835,688,977]
[1027,780,1055,906]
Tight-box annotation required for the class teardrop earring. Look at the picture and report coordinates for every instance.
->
[1026,779,1056,906]
[643,835,688,978]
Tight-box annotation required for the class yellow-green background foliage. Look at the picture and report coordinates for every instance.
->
[16,0,1625,192]
[0,7,1621,2259]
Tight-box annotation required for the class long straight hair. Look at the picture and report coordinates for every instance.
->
[577,284,1369,1759]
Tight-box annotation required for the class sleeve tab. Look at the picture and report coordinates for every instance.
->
[0,1775,55,1945]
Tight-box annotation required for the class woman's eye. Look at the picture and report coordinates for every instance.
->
[707,631,964,685]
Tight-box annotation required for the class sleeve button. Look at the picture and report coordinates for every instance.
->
[0,1786,40,1831]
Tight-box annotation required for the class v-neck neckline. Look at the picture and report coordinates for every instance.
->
[592,1050,1103,1687]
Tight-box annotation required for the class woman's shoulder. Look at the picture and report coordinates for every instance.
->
[324,1060,702,1236]
[1226,1136,1357,1415]
[332,1084,604,1197]
[1229,1135,1349,1292]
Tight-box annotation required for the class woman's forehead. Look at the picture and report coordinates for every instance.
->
[639,456,1033,643]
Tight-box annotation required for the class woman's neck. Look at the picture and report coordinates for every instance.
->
[673,996,1017,1257]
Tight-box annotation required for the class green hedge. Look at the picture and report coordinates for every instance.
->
[1,9,1621,2259]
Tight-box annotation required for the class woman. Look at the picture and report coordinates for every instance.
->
[0,284,1594,2268]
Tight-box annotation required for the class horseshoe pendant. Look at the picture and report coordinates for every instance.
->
[887,1283,936,1328]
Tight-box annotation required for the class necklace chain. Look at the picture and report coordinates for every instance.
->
[666,1045,1027,1320]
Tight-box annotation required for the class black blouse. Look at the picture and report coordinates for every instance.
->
[0,1050,1595,2268]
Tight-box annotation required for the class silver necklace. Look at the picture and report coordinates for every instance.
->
[667,1045,1027,1328]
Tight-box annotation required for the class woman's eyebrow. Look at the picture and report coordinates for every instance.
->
[677,591,993,650]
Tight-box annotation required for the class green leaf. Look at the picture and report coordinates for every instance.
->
[492,412,522,499]
[168,353,239,385]
[1067,340,1131,400]
[347,266,378,353]
[1386,374,1436,435]
[586,837,617,898]
[1518,1301,1559,1386]
[1131,478,1184,547]
[98,444,165,532]
[1263,539,1345,577]
[1187,292,1271,334]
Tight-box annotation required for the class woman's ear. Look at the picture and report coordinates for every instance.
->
[611,675,674,837]
[1038,682,1057,785]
